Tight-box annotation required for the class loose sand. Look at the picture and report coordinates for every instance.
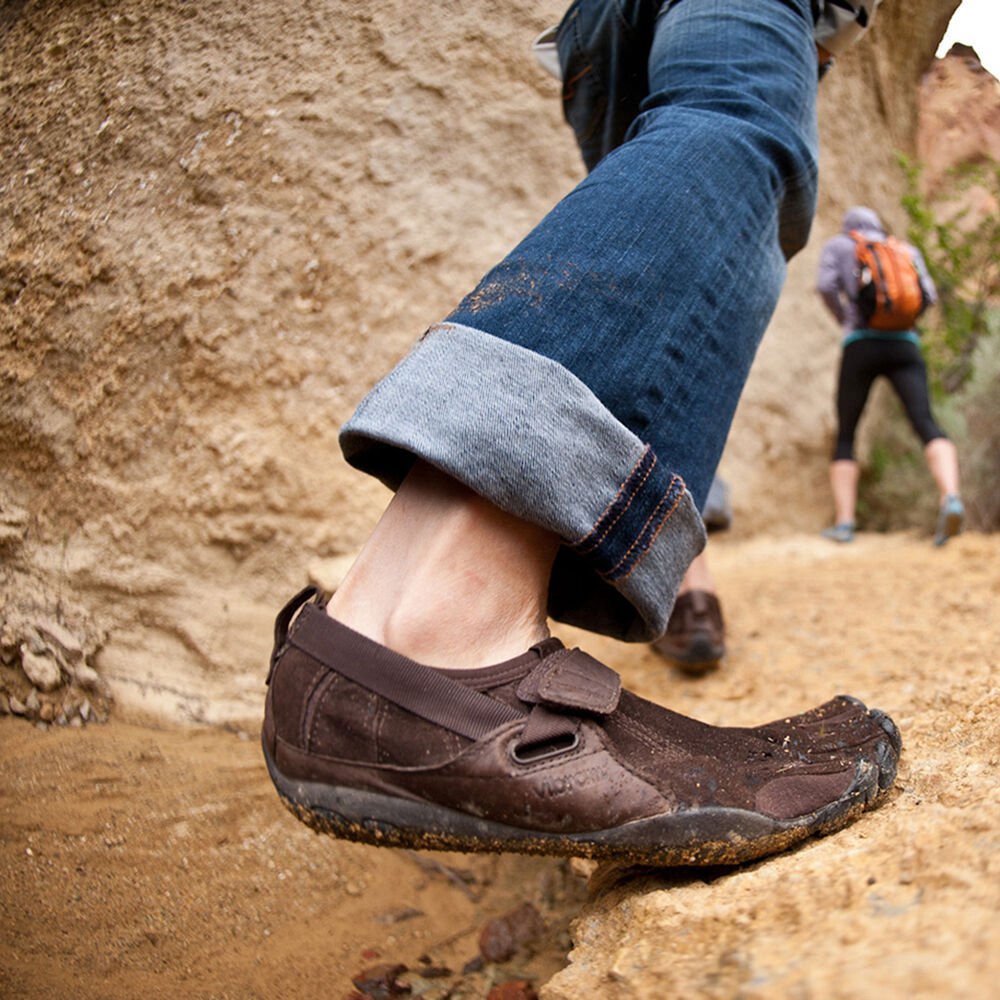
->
[2,530,998,998]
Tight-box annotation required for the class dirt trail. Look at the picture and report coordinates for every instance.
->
[2,531,998,999]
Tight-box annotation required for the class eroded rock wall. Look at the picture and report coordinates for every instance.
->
[0,0,959,722]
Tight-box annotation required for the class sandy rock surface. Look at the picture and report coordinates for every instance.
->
[4,1,995,995]
[3,531,997,998]
[1,0,963,723]
[547,530,1000,998]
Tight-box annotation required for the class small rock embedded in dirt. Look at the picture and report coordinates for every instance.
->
[20,647,62,692]
[486,980,539,1000]
[461,955,485,975]
[73,662,101,690]
[478,901,546,963]
[415,955,452,978]
[374,905,423,925]
[33,617,84,666]
[351,962,411,999]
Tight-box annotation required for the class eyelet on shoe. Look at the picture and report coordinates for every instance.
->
[509,731,580,765]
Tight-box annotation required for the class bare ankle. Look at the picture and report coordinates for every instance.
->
[325,462,559,668]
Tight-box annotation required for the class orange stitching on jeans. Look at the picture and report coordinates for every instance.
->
[609,475,686,581]
[562,64,592,102]
[573,447,656,553]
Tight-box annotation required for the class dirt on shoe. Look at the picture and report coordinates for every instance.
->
[263,590,899,868]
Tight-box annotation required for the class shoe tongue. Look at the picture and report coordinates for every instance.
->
[436,637,564,689]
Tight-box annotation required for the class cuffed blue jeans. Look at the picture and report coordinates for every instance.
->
[341,0,819,642]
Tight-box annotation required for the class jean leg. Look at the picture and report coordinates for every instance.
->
[342,0,818,641]
[556,0,665,171]
[448,0,818,507]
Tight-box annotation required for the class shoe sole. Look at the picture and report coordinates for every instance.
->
[660,632,725,676]
[934,510,963,546]
[262,725,898,867]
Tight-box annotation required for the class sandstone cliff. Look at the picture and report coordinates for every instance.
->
[0,0,961,722]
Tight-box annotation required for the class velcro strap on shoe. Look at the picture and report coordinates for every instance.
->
[518,704,580,747]
[288,605,525,741]
[516,647,621,715]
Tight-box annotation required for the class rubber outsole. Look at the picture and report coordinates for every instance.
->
[934,510,963,546]
[654,632,725,676]
[262,737,892,868]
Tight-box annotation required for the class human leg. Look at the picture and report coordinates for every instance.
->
[925,437,964,545]
[824,341,874,540]
[651,553,726,674]
[264,0,899,865]
[345,0,820,640]
[825,459,860,539]
[652,475,728,672]
[924,437,960,499]
[884,342,964,543]
[555,0,664,171]
[326,461,560,668]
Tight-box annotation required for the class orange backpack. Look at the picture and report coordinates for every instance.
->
[849,231,927,331]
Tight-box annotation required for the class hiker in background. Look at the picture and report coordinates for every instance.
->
[816,205,963,546]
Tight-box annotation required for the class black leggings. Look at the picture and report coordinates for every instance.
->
[833,338,946,461]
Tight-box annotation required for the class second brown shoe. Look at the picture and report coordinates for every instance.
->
[652,589,726,675]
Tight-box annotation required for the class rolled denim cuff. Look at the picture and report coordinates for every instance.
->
[340,322,705,642]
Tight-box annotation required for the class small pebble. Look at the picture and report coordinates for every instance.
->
[74,664,100,690]
[20,647,62,692]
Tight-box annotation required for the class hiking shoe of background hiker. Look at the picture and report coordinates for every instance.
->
[933,494,964,546]
[650,590,725,676]
[822,522,855,544]
[262,588,901,868]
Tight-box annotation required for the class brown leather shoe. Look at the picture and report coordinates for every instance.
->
[652,589,726,675]
[262,588,900,867]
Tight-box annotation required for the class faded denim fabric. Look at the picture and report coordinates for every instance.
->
[341,0,819,642]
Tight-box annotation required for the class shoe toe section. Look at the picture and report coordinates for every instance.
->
[754,767,856,820]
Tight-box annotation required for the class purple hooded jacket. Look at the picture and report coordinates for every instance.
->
[816,206,937,336]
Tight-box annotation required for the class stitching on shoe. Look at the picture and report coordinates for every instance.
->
[614,712,665,754]
[275,725,603,780]
[374,698,389,764]
[302,667,337,751]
